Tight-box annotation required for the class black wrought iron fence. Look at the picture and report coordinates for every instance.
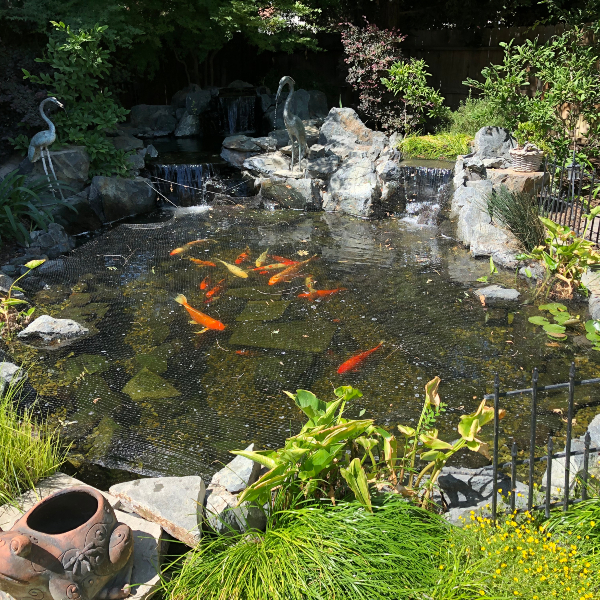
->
[484,363,600,522]
[539,159,600,244]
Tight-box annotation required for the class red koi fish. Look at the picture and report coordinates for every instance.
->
[298,288,347,300]
[236,349,261,357]
[200,276,211,290]
[174,294,226,330]
[188,258,217,267]
[268,255,317,285]
[235,248,250,264]
[205,278,226,301]
[271,255,299,266]
[337,342,383,374]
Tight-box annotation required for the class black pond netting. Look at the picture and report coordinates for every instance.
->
[13,208,600,480]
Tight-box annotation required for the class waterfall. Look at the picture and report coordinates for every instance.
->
[397,165,454,225]
[219,96,257,135]
[150,163,218,207]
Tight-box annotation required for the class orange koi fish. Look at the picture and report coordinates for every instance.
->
[337,342,383,374]
[259,270,268,275]
[268,255,317,286]
[188,258,217,267]
[174,294,226,330]
[205,278,226,302]
[200,276,211,290]
[235,248,250,264]
[271,255,299,266]
[170,239,210,255]
[236,349,261,357]
[251,263,287,272]
[298,288,347,300]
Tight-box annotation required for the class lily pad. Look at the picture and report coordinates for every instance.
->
[236,300,290,322]
[228,321,336,353]
[225,286,282,300]
[122,367,181,400]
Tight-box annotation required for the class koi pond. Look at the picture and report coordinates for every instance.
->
[12,208,600,478]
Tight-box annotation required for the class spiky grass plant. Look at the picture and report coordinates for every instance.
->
[161,496,448,600]
[486,186,546,252]
[0,373,65,504]
[399,133,472,160]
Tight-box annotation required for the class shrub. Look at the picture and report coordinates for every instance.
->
[340,19,406,131]
[0,171,75,246]
[445,96,508,137]
[486,186,546,252]
[23,21,130,178]
[0,375,65,504]
[398,132,472,160]
[161,497,448,600]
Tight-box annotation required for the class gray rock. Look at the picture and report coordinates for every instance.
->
[243,153,290,177]
[474,127,517,160]
[228,80,254,89]
[325,156,379,217]
[28,223,75,259]
[221,148,261,169]
[27,146,90,193]
[463,157,486,181]
[205,485,267,534]
[211,444,261,494]
[488,169,548,195]
[18,314,88,345]
[174,111,201,137]
[185,89,212,115]
[376,159,400,182]
[111,135,144,152]
[252,137,277,152]
[304,124,320,147]
[260,93,273,112]
[260,176,323,210]
[223,135,261,152]
[474,285,520,305]
[519,263,545,281]
[0,362,26,393]
[586,413,600,447]
[482,157,504,169]
[292,89,310,121]
[319,108,375,149]
[308,90,328,118]
[129,105,177,136]
[171,84,202,109]
[268,129,290,148]
[38,259,66,277]
[53,188,103,235]
[388,132,403,148]
[89,176,156,223]
[145,144,159,158]
[307,155,340,179]
[437,466,511,509]
[126,153,145,171]
[110,476,206,547]
[175,108,185,120]
[309,144,326,159]
[0,265,16,276]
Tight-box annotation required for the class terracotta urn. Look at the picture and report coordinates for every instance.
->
[0,487,134,600]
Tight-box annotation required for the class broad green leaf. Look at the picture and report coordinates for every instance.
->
[398,425,416,437]
[542,323,566,334]
[24,259,46,270]
[529,316,550,326]
[229,450,279,470]
[420,449,446,462]
[334,386,363,402]
[340,457,372,512]
[294,389,327,419]
[1,298,28,306]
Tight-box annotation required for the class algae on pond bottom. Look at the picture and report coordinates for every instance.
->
[236,300,291,321]
[122,367,181,400]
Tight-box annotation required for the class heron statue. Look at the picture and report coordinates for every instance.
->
[276,76,307,171]
[28,97,65,199]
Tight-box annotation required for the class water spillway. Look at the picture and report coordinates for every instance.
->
[151,163,218,206]
[218,95,257,135]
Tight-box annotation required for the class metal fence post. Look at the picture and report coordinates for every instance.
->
[510,440,518,513]
[582,431,591,502]
[492,374,500,524]
[564,362,576,512]
[546,436,553,520]
[528,368,538,511]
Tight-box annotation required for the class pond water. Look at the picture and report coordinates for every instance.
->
[12,208,600,479]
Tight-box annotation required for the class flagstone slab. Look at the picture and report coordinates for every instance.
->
[236,300,290,321]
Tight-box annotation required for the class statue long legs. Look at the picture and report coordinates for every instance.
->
[44,149,65,200]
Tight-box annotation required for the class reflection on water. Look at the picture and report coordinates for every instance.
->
[14,209,600,479]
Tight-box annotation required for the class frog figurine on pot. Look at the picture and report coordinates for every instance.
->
[0,487,134,600]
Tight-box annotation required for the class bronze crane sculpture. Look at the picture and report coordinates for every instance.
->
[276,76,307,171]
[28,97,65,199]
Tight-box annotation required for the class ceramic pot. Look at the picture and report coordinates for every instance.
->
[0,486,133,600]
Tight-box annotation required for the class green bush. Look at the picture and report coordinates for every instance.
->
[0,375,65,504]
[445,96,508,137]
[398,132,472,160]
[161,497,448,600]
[0,171,75,246]
[486,186,546,252]
[23,21,130,178]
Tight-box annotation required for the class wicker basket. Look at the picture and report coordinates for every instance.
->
[509,143,544,172]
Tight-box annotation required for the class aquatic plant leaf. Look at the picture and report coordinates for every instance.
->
[539,302,568,313]
[420,450,445,462]
[294,389,327,420]
[398,425,416,437]
[585,320,600,336]
[528,316,551,326]
[424,377,441,408]
[230,449,279,470]
[340,457,372,512]
[542,323,566,335]
[299,448,332,479]
[122,368,181,400]
[334,386,363,402]
[24,259,46,269]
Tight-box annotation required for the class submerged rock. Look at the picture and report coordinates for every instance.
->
[17,314,88,347]
[236,299,291,321]
[110,476,206,547]
[474,285,520,305]
[122,367,181,400]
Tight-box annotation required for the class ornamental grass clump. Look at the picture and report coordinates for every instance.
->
[0,376,65,505]
[398,133,472,160]
[161,497,448,600]
[434,510,600,599]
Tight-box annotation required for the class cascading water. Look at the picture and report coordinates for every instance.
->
[219,95,257,135]
[151,163,218,207]
[397,165,454,225]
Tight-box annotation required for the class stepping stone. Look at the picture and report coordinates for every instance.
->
[225,286,281,300]
[236,300,290,321]
[122,368,181,401]
[473,285,520,306]
[110,476,206,547]
[211,444,261,494]
[228,321,336,353]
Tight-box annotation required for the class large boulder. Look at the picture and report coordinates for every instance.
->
[319,108,376,149]
[223,135,261,152]
[171,84,202,109]
[28,146,90,193]
[89,176,156,223]
[111,135,144,152]
[129,105,177,137]
[221,148,261,169]
[18,314,88,347]
[324,156,379,217]
[53,187,103,235]
[487,169,548,195]
[242,153,290,177]
[473,127,517,161]
[174,111,201,137]
[308,90,328,118]
[185,89,212,115]
[259,176,323,210]
[28,222,75,259]
[307,155,340,180]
